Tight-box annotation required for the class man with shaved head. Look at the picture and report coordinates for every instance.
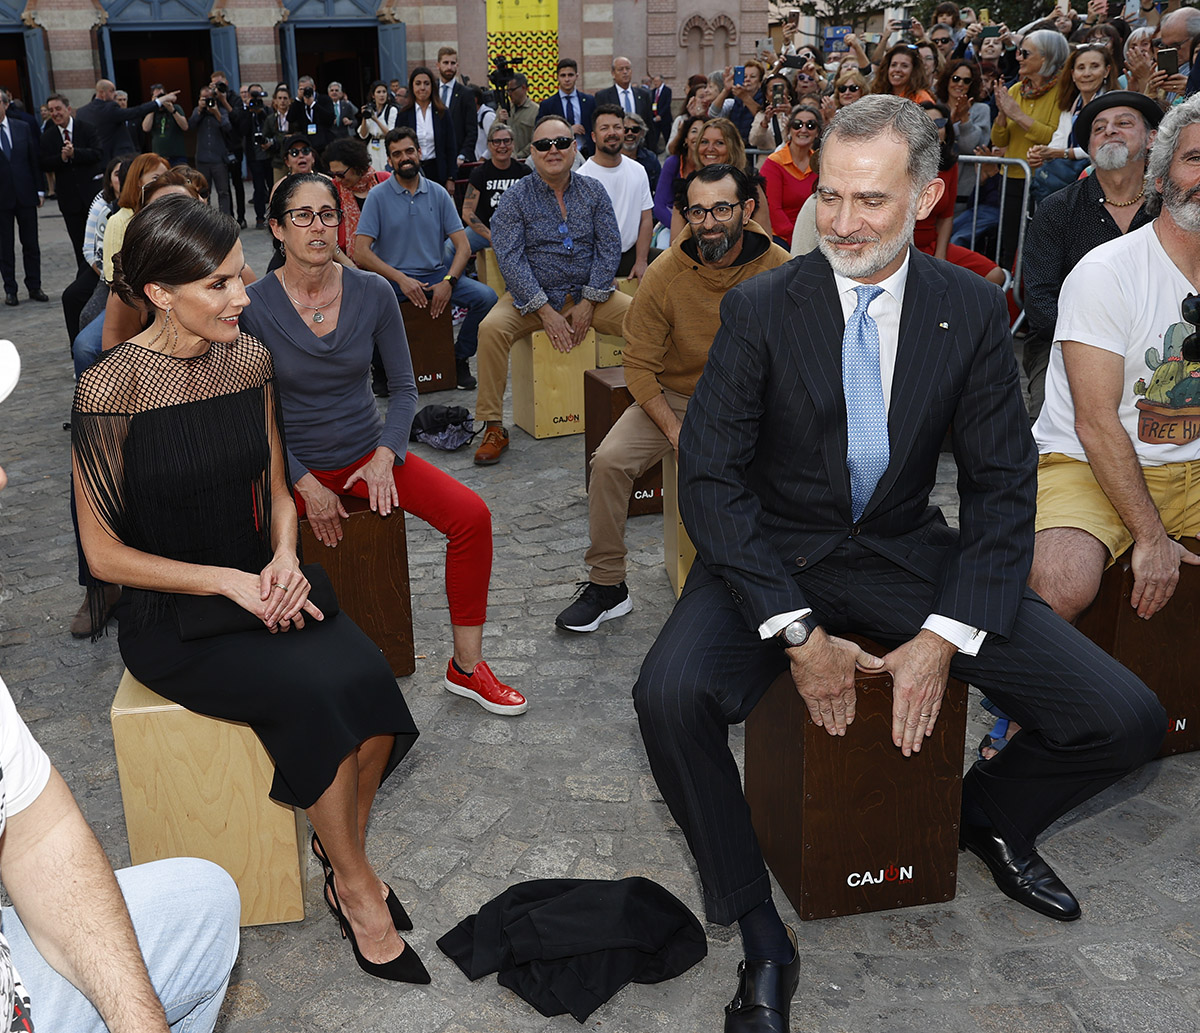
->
[75,79,175,161]
[595,57,653,129]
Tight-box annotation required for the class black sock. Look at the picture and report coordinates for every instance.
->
[452,658,473,677]
[737,897,793,963]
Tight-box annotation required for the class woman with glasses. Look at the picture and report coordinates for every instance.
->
[871,44,936,104]
[1027,44,1118,202]
[936,60,992,208]
[991,28,1069,266]
[321,137,391,264]
[670,118,772,241]
[264,84,293,184]
[242,174,525,722]
[357,79,400,174]
[74,194,431,988]
[397,67,456,188]
[760,104,820,247]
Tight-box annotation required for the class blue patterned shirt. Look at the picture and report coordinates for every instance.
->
[490,171,621,315]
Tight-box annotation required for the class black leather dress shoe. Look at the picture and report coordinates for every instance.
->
[725,927,801,1032]
[4,293,16,307]
[960,823,1081,921]
[28,289,49,302]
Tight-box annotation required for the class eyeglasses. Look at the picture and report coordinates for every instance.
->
[798,74,815,83]
[624,126,642,134]
[490,137,514,146]
[837,83,862,93]
[285,208,343,227]
[933,36,953,45]
[1182,294,1200,361]
[950,73,973,84]
[790,119,819,132]
[329,168,350,179]
[532,136,574,152]
[557,220,574,252]
[1016,48,1034,59]
[286,146,312,158]
[1150,38,1164,49]
[683,201,744,224]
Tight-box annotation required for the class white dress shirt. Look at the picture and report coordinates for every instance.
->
[758,252,987,657]
[414,102,436,159]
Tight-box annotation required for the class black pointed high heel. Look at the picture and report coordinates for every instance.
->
[313,832,413,931]
[324,873,431,984]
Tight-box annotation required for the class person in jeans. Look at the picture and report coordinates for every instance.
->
[556,165,789,632]
[189,84,233,215]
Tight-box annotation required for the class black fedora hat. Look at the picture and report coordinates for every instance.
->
[1073,90,1163,150]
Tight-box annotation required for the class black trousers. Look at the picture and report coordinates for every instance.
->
[0,204,41,295]
[229,149,246,221]
[61,208,88,271]
[633,541,1165,926]
[248,157,272,223]
[62,263,99,344]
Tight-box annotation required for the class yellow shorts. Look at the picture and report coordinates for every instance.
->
[1035,452,1200,561]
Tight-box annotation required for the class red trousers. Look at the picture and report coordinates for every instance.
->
[295,449,492,626]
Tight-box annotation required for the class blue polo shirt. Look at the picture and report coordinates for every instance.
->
[357,174,463,282]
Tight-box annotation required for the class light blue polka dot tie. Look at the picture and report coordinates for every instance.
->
[843,284,888,523]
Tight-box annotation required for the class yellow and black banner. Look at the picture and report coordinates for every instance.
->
[487,0,559,99]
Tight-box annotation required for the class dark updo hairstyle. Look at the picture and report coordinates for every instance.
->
[322,136,372,176]
[267,172,340,259]
[110,196,239,313]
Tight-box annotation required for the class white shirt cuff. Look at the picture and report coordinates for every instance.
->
[758,607,813,641]
[922,614,987,656]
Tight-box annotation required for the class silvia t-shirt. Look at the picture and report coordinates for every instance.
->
[1036,222,1200,466]
[467,160,531,229]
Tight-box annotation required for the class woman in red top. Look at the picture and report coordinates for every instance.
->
[760,103,820,248]
[914,102,1005,286]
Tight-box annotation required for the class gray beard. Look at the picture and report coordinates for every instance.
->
[697,225,740,263]
[1093,141,1135,171]
[1162,172,1200,233]
[818,205,918,279]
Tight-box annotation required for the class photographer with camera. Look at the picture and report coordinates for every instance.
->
[499,72,536,158]
[210,71,248,227]
[287,75,336,155]
[357,80,400,173]
[188,84,234,215]
[143,83,189,166]
[243,83,273,228]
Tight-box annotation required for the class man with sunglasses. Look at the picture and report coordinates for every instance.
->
[472,114,628,465]
[461,121,532,252]
[1031,95,1200,644]
[556,164,789,633]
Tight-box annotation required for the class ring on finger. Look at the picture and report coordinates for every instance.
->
[272,583,289,590]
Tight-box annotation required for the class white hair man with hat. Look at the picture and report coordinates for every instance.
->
[1027,93,1200,663]
[1021,91,1163,418]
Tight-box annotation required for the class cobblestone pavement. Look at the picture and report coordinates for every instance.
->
[2,204,1198,1033]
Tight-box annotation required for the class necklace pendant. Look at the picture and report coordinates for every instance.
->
[312,311,324,323]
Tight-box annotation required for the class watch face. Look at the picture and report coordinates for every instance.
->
[784,620,809,646]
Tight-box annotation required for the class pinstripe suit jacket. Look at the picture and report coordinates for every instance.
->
[677,246,1037,641]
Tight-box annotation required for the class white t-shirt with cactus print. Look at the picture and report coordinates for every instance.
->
[1037,221,1200,467]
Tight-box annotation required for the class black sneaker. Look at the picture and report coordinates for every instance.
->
[555,581,632,633]
[456,358,477,390]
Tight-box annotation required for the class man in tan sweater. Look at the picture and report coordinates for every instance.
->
[557,164,791,632]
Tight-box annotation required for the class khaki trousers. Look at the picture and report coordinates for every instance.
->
[475,291,633,424]
[585,387,690,585]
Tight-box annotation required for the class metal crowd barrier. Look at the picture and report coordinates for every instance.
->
[955,154,1032,326]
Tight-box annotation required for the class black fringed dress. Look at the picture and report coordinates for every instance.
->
[72,335,418,809]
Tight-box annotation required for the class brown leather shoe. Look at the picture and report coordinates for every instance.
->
[69,584,122,639]
[473,425,509,466]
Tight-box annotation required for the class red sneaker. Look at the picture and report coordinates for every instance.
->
[444,660,528,716]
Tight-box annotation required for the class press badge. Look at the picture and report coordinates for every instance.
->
[307,123,317,135]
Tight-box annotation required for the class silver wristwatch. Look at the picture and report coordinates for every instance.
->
[779,616,818,648]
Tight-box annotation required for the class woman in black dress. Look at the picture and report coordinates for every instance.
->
[72,196,427,984]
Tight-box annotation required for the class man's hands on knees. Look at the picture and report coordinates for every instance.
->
[787,629,884,736]
[1130,532,1200,619]
[882,629,956,757]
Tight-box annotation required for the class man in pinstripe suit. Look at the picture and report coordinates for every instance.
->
[634,97,1166,1033]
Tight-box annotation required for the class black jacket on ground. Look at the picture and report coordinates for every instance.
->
[437,877,706,1022]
